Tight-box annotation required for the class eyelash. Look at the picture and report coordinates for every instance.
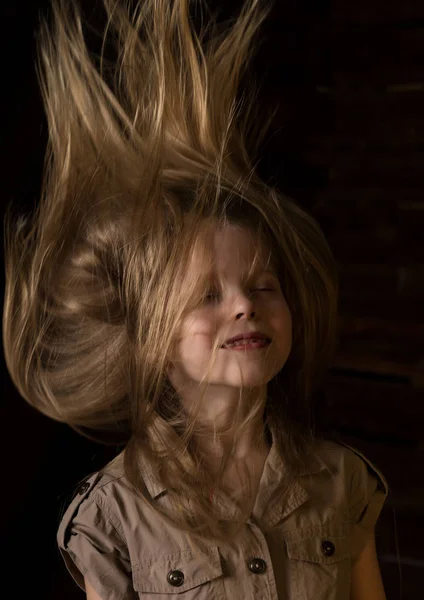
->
[205,288,274,301]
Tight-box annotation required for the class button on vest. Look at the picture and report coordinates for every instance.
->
[248,557,267,574]
[321,540,335,556]
[77,482,90,495]
[167,570,185,586]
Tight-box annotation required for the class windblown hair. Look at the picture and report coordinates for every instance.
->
[3,0,339,545]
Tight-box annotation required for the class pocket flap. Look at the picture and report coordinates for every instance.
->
[284,524,352,565]
[133,545,223,593]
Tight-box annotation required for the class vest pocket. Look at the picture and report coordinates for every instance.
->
[284,523,352,600]
[132,545,224,597]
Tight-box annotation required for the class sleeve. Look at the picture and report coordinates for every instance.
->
[342,442,389,562]
[57,473,137,600]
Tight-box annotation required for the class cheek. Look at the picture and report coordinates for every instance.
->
[183,311,216,333]
[272,302,293,344]
[284,304,293,331]
[176,334,216,375]
[273,297,292,326]
[177,315,217,354]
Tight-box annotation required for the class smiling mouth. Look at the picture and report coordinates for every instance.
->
[221,339,270,350]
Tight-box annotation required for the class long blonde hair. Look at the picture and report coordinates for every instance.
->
[3,0,338,545]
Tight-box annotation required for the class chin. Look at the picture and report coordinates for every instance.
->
[222,374,272,388]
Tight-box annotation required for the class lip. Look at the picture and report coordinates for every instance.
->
[222,331,271,346]
[222,339,270,351]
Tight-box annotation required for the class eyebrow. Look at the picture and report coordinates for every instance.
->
[206,266,278,283]
[212,268,278,282]
[254,267,278,278]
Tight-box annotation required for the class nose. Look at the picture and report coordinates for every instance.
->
[236,310,255,319]
[234,293,256,320]
[233,293,255,319]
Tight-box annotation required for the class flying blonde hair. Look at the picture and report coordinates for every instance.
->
[3,0,339,545]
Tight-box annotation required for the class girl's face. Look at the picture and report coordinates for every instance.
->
[167,225,292,393]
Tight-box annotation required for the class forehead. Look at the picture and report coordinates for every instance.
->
[188,224,274,277]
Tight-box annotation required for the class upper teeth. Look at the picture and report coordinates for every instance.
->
[225,339,265,347]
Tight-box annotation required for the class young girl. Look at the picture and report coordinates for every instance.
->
[3,0,389,598]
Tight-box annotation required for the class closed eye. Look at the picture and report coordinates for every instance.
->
[205,288,274,301]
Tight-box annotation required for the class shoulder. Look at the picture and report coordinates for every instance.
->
[56,465,139,597]
[57,451,153,549]
[57,452,130,540]
[315,438,389,497]
[311,438,389,548]
[57,468,123,549]
[294,438,390,563]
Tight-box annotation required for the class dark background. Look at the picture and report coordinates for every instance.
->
[2,0,424,598]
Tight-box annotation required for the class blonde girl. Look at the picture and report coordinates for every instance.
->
[3,0,388,598]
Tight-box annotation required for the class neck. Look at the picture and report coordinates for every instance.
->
[188,409,271,474]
